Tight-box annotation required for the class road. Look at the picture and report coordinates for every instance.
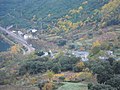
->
[0,26,35,54]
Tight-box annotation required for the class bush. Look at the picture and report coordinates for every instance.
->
[59,76,65,81]
[58,55,79,71]
[73,61,85,72]
[106,75,120,90]
[57,39,67,46]
[90,84,116,90]
[43,82,53,90]
[88,83,93,89]
[85,60,114,83]
[78,72,93,82]
[35,51,45,56]
[113,61,120,74]
[52,63,61,73]
[0,71,15,85]
[19,61,47,75]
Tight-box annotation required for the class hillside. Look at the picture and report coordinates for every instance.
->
[0,0,120,90]
[0,0,110,28]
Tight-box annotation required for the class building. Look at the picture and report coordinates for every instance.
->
[31,29,37,33]
[18,31,23,36]
[72,51,89,61]
[23,34,33,40]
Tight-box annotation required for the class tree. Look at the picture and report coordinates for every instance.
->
[113,61,120,74]
[91,46,100,56]
[78,71,93,82]
[59,55,79,71]
[52,63,61,73]
[90,84,116,90]
[35,51,44,56]
[106,75,120,90]
[19,61,47,75]
[86,60,114,83]
[43,82,53,90]
[100,0,120,27]
[107,57,115,66]
[92,40,101,48]
[46,70,54,82]
[10,44,20,54]
[57,39,67,46]
[73,61,85,72]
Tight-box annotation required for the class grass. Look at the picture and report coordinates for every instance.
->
[57,82,88,90]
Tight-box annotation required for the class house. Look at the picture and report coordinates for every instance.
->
[107,50,113,56]
[41,52,49,57]
[18,31,23,36]
[41,50,54,58]
[23,34,33,40]
[28,29,37,33]
[12,30,16,33]
[99,51,114,60]
[72,51,89,61]
[98,56,108,60]
[31,29,37,33]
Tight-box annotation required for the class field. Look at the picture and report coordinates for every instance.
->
[57,82,88,90]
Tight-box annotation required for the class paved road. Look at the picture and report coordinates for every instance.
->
[0,26,35,54]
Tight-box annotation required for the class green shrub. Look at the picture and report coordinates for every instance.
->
[106,75,120,90]
[57,39,67,46]
[19,61,47,75]
[90,84,116,90]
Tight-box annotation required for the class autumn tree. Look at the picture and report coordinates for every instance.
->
[73,61,85,72]
[46,70,54,82]
[100,0,120,27]
[10,44,20,54]
[43,82,53,90]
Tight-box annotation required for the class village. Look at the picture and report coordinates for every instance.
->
[7,27,116,62]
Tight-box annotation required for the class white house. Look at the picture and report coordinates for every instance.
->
[18,31,23,35]
[23,34,33,40]
[12,30,16,33]
[107,51,113,56]
[32,29,37,33]
[72,51,89,61]
[29,29,37,33]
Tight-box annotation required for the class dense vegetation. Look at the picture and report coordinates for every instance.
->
[0,0,120,90]
[0,0,115,29]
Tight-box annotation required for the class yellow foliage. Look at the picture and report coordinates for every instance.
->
[10,44,20,54]
[43,82,53,90]
[71,23,78,30]
[69,6,83,14]
[100,0,120,26]
[78,71,93,81]
[69,9,78,14]
[101,0,120,14]
[30,77,37,84]
[76,61,85,68]
[79,38,84,41]
[54,74,64,77]
[64,78,70,81]
[92,40,101,47]
[78,6,83,10]
[46,70,54,81]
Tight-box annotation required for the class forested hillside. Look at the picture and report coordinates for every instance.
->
[0,0,113,29]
